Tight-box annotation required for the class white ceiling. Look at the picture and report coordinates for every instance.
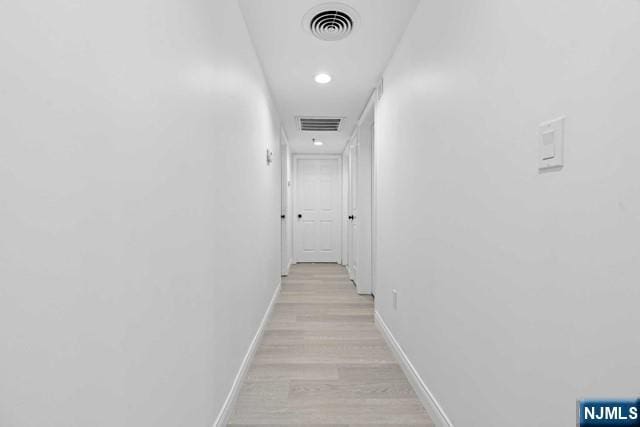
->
[239,0,419,154]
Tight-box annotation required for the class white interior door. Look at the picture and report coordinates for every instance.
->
[341,150,349,266]
[280,143,290,275]
[294,157,341,263]
[347,110,374,294]
[347,140,359,281]
[369,119,377,295]
[356,119,373,295]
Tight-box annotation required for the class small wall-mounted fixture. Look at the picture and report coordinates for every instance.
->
[376,78,384,101]
[538,116,565,171]
[266,148,273,165]
[312,138,324,147]
[314,73,332,84]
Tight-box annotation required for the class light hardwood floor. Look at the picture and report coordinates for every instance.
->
[227,263,433,426]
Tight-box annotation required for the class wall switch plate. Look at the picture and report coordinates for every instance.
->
[538,117,565,170]
[392,289,398,310]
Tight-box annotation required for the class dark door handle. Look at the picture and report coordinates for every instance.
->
[348,215,354,220]
[297,214,302,219]
[281,214,286,219]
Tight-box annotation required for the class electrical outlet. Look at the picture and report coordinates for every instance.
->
[392,289,398,310]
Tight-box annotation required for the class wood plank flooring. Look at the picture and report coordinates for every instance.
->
[227,263,433,426]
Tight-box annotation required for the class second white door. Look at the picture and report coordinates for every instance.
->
[347,140,358,281]
[294,157,341,263]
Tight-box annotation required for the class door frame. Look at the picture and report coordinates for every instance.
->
[292,154,343,264]
[370,117,378,296]
[280,129,292,276]
[371,82,381,296]
[343,85,379,295]
[341,149,350,266]
[346,135,358,283]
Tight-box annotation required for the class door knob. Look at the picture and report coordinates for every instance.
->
[297,214,302,219]
[348,215,354,220]
[281,214,286,219]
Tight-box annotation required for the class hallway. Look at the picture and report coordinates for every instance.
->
[228,263,432,426]
[3,0,640,426]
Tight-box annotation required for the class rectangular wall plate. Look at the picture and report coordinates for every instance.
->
[538,116,565,170]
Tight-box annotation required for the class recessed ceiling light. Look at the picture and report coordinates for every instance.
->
[314,73,332,84]
[313,139,324,146]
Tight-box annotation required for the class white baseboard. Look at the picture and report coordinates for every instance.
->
[374,311,454,427]
[213,281,281,427]
[347,266,354,280]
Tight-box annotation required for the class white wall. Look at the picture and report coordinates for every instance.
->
[0,1,281,426]
[375,1,640,426]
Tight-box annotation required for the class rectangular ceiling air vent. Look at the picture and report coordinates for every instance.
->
[297,116,343,132]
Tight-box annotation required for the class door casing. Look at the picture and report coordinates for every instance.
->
[344,86,378,295]
[280,132,292,275]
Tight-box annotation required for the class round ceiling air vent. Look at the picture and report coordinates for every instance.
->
[302,3,359,42]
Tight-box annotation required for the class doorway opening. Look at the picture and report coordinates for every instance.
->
[342,89,377,296]
[292,155,343,264]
